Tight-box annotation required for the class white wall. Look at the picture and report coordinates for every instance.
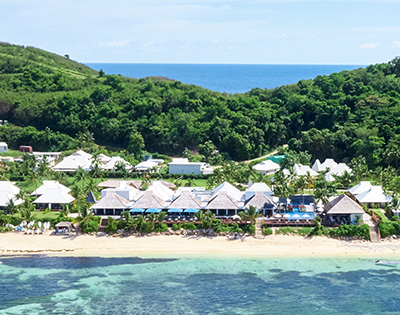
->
[0,143,8,153]
[169,164,203,175]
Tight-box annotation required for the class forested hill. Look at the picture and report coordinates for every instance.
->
[1,43,400,168]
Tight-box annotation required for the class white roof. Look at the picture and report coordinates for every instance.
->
[135,160,159,170]
[210,181,242,201]
[0,181,23,207]
[73,150,92,159]
[312,159,323,172]
[293,164,318,176]
[97,153,111,164]
[168,158,204,166]
[0,142,7,146]
[247,182,272,193]
[321,158,338,171]
[252,160,280,172]
[53,155,91,171]
[33,188,75,204]
[147,181,174,201]
[102,156,132,170]
[330,163,352,176]
[31,180,71,196]
[325,172,336,182]
[356,186,392,204]
[348,181,372,196]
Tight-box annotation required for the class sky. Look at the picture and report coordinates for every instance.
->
[1,0,400,64]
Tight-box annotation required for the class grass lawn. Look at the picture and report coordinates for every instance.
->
[11,211,61,221]
[372,209,389,222]
[0,149,23,158]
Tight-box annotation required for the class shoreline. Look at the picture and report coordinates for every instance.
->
[1,232,400,259]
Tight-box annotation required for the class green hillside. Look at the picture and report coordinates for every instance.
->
[1,43,400,168]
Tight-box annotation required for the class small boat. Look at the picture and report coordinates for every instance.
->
[375,260,400,267]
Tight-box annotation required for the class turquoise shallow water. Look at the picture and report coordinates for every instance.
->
[0,255,399,314]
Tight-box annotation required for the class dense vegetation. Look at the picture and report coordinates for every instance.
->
[1,43,400,166]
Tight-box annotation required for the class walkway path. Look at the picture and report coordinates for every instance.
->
[364,215,380,243]
[255,218,264,239]
[244,145,288,164]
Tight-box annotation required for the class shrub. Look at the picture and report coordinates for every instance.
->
[155,223,168,232]
[117,220,127,230]
[276,227,296,235]
[81,217,101,233]
[106,217,118,234]
[242,223,255,234]
[172,223,182,231]
[183,222,197,230]
[263,227,273,235]
[378,221,400,238]
[329,224,370,240]
[296,227,312,236]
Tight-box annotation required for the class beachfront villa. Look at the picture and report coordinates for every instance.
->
[0,181,23,212]
[90,180,318,220]
[284,164,318,177]
[32,181,75,210]
[323,194,365,226]
[348,181,391,208]
[312,159,352,182]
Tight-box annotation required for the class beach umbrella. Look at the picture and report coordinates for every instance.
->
[231,214,241,220]
[273,213,282,218]
[302,214,311,218]
[167,208,183,214]
[146,208,162,213]
[283,214,291,218]
[130,208,145,213]
[292,214,301,218]
[183,208,199,213]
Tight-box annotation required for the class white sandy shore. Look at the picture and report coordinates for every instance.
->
[1,232,400,259]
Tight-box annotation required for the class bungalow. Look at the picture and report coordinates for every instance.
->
[355,186,392,208]
[324,194,365,225]
[252,160,280,175]
[205,191,240,217]
[102,156,132,171]
[168,158,210,175]
[0,142,8,153]
[33,188,75,210]
[0,181,23,212]
[31,180,70,197]
[244,191,276,216]
[348,181,372,196]
[90,191,130,216]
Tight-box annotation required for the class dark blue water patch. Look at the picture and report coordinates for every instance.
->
[0,255,177,269]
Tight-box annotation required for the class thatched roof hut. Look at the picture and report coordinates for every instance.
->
[168,191,201,209]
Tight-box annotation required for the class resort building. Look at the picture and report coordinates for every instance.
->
[33,188,75,210]
[52,150,92,172]
[0,181,23,211]
[323,194,365,225]
[252,159,280,175]
[90,191,130,216]
[284,164,318,177]
[348,181,373,196]
[134,159,162,173]
[31,180,71,197]
[0,142,8,153]
[355,186,392,208]
[102,156,132,171]
[168,158,212,175]
[32,152,62,165]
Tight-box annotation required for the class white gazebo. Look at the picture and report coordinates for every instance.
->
[33,188,75,210]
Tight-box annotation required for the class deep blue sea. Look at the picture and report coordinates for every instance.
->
[1,255,400,314]
[86,63,364,94]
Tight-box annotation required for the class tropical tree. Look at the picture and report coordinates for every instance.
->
[313,174,336,206]
[238,205,262,225]
[205,211,215,229]
[148,213,158,230]
[273,171,294,211]
[194,210,206,222]
[74,166,87,189]
[37,156,52,178]
[157,211,167,223]
[5,199,17,215]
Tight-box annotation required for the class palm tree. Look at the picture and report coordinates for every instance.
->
[121,210,132,221]
[148,213,158,230]
[205,211,215,230]
[194,210,206,222]
[157,212,167,223]
[5,199,17,215]
[239,205,262,225]
[74,167,87,189]
[90,155,103,178]
[75,204,95,232]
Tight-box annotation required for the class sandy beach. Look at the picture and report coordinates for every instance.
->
[1,232,400,258]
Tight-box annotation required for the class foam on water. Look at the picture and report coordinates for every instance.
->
[1,256,400,314]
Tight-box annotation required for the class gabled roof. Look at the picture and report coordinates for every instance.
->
[0,181,20,195]
[312,159,323,172]
[292,164,318,176]
[325,172,336,182]
[206,191,238,210]
[31,180,71,196]
[348,181,372,195]
[356,186,392,204]
[131,191,166,209]
[211,181,242,201]
[53,155,90,171]
[330,163,352,176]
[73,150,92,159]
[86,190,97,203]
[102,156,132,170]
[244,192,275,210]
[0,181,23,207]
[33,188,75,204]
[90,191,129,209]
[147,181,174,200]
[324,194,364,214]
[97,179,142,189]
[168,191,201,209]
[247,182,272,193]
[321,158,338,171]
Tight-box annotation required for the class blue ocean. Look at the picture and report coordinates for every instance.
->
[1,255,399,314]
[86,63,364,94]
